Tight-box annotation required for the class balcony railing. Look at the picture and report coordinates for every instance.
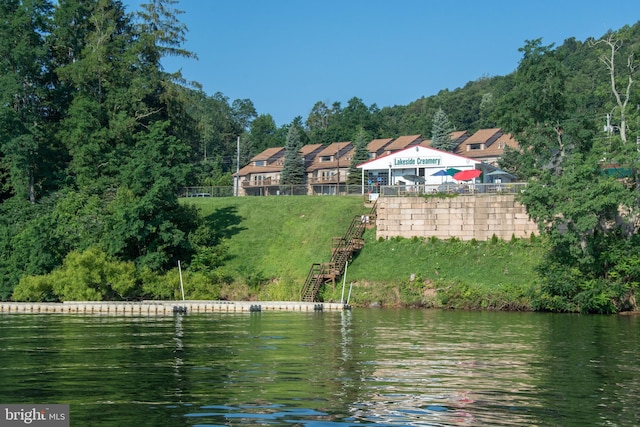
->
[309,176,340,184]
[242,178,277,187]
[240,176,342,186]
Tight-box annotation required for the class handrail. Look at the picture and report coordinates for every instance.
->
[300,200,378,302]
[300,263,323,302]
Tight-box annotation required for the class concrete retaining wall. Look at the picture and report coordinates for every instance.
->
[0,301,348,315]
[376,194,538,240]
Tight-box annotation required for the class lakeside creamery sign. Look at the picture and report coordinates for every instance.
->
[393,157,441,166]
[356,144,481,194]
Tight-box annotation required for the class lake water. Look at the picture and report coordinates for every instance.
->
[0,309,638,426]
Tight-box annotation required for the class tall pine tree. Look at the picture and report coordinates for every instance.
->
[430,108,455,151]
[347,127,370,186]
[0,0,56,203]
[280,125,305,185]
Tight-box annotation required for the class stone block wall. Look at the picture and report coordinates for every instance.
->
[376,194,538,241]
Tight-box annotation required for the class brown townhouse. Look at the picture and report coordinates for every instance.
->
[235,128,518,196]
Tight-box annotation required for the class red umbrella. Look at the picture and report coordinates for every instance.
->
[453,169,482,181]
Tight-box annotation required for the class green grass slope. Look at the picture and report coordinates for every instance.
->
[184,196,545,307]
[342,231,545,308]
[184,195,371,282]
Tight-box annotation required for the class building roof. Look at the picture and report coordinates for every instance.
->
[317,141,352,157]
[251,146,284,162]
[451,130,471,147]
[466,132,518,159]
[367,138,394,152]
[384,135,422,151]
[421,130,470,149]
[453,128,518,162]
[307,142,352,172]
[450,130,469,140]
[237,164,282,176]
[357,144,480,169]
[300,143,323,157]
[237,129,518,178]
[459,128,502,146]
[455,128,499,155]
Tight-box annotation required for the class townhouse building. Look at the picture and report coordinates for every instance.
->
[234,128,519,196]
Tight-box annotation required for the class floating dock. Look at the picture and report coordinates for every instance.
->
[0,301,350,315]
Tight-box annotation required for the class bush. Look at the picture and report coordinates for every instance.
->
[437,281,531,311]
[12,275,57,302]
[258,275,300,301]
[13,247,137,301]
[141,267,223,300]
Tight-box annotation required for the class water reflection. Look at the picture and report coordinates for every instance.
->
[174,313,185,400]
[346,310,548,426]
[0,311,638,426]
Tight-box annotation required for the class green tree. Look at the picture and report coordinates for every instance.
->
[280,125,305,185]
[306,101,333,145]
[478,92,496,128]
[103,121,198,271]
[250,114,280,154]
[498,38,640,313]
[0,0,56,203]
[0,199,62,299]
[591,32,637,145]
[13,246,137,301]
[495,39,572,178]
[137,0,196,62]
[54,0,202,273]
[430,108,455,151]
[347,127,370,185]
[290,116,310,146]
[231,98,257,131]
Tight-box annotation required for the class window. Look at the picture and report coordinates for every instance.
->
[254,160,265,166]
[468,144,482,150]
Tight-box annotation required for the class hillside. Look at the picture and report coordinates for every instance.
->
[184,195,371,282]
[184,196,545,307]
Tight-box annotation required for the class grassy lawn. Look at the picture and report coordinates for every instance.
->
[348,231,544,289]
[183,195,371,282]
[182,195,545,306]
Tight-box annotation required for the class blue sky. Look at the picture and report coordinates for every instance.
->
[125,0,638,127]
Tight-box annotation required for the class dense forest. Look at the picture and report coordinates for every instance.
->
[1,0,639,312]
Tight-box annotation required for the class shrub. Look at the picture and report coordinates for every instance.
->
[13,246,136,301]
[12,275,57,302]
[142,267,223,300]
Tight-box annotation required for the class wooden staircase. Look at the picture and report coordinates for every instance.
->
[300,200,377,302]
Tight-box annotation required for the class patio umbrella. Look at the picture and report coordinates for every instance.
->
[430,169,449,183]
[453,169,482,181]
[485,169,516,180]
[445,168,461,176]
[431,169,449,177]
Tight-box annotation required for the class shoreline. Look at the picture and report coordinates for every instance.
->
[0,300,350,315]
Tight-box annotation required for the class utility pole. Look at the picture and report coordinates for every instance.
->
[336,147,339,195]
[235,136,240,197]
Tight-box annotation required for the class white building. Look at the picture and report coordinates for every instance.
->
[357,145,483,194]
